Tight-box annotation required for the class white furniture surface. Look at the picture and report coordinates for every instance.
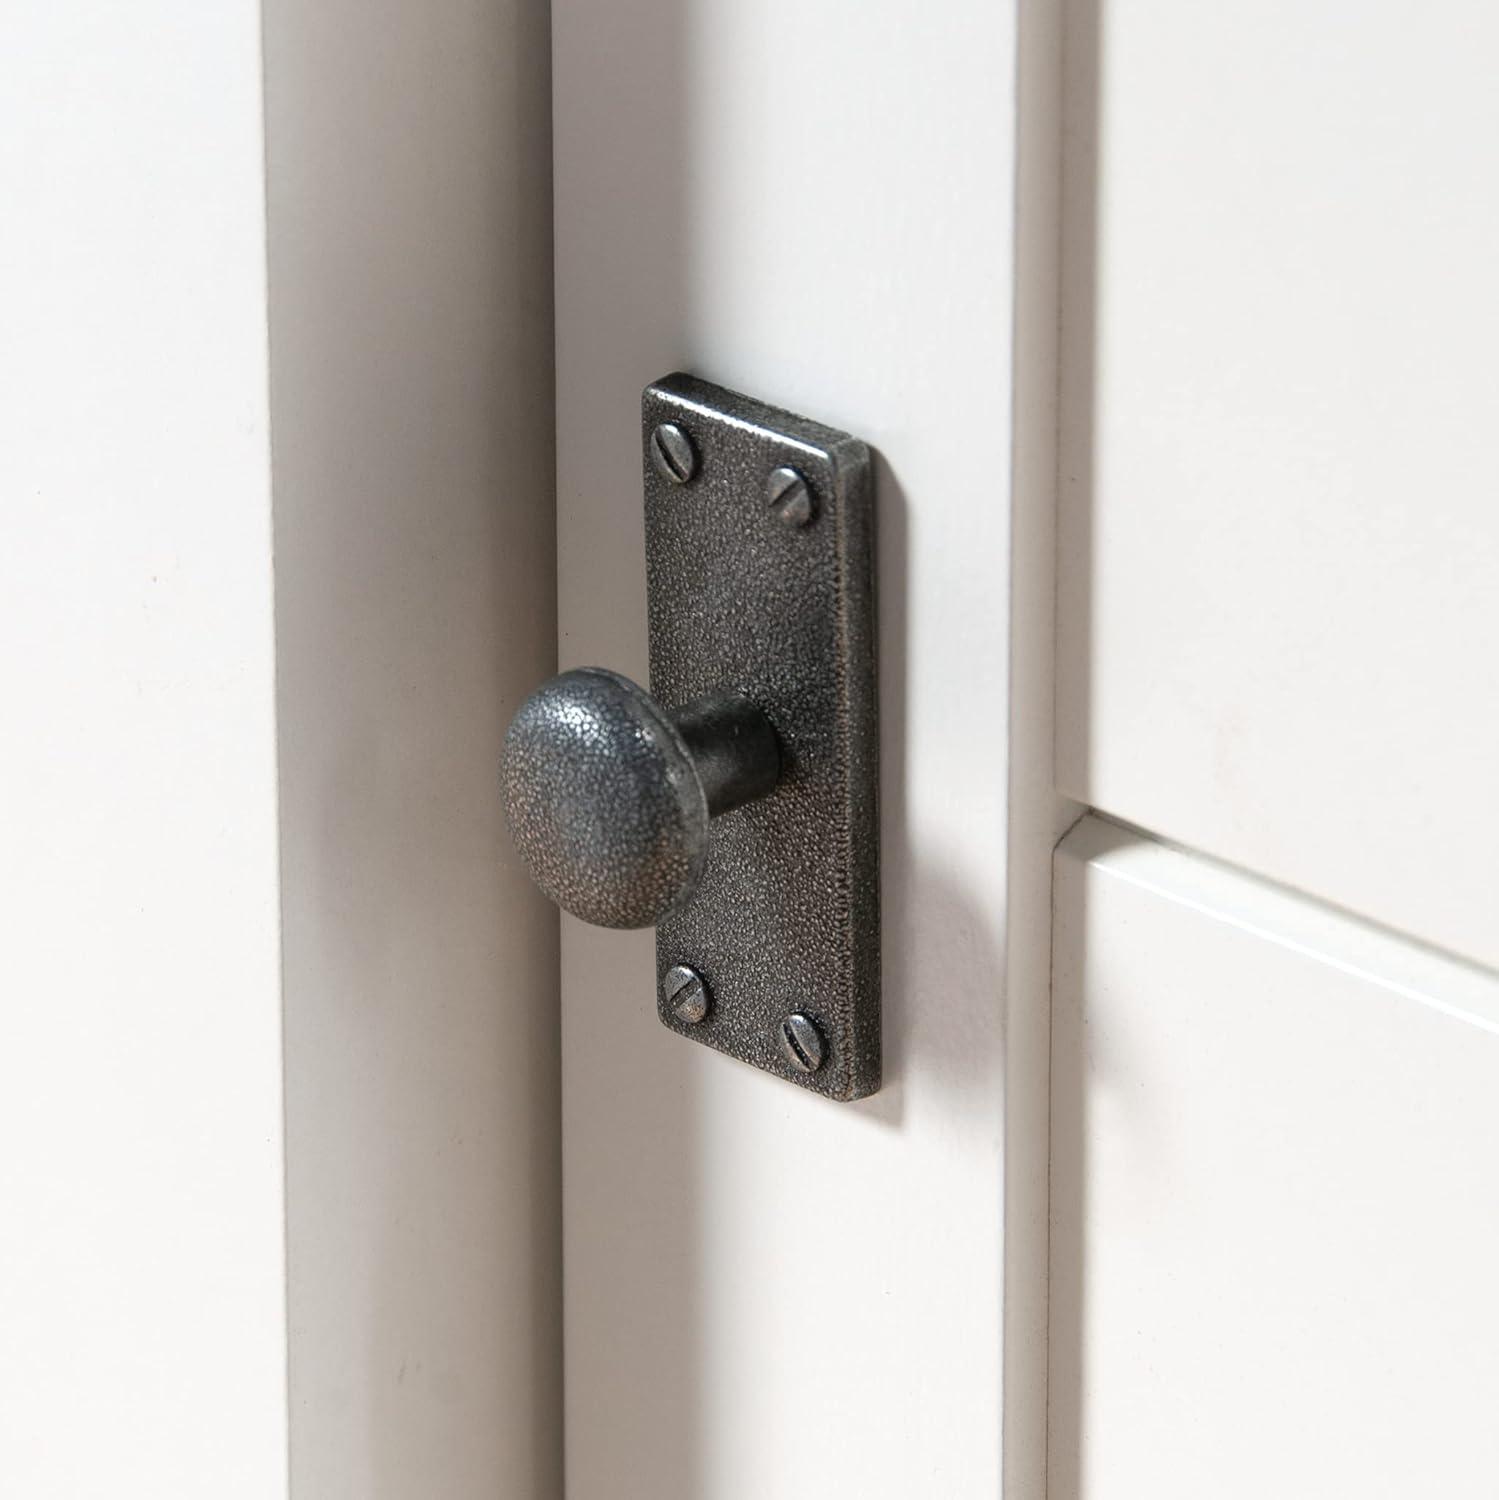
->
[1058,0,1499,968]
[552,1,1040,1494]
[0,2,561,1494]
[1052,817,1499,1499]
[0,4,286,1491]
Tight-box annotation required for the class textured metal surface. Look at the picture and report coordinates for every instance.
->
[502,667,708,929]
[670,690,781,817]
[645,373,880,1101]
[503,669,782,928]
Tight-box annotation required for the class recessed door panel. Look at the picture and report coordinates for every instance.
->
[1058,0,1499,967]
[1052,818,1499,1498]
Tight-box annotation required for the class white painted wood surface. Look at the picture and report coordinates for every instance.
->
[1057,0,1499,968]
[0,5,286,1492]
[1,3,561,1494]
[264,1,562,1494]
[553,2,1053,1495]
[1051,817,1499,1498]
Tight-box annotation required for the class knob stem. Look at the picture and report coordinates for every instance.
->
[671,690,782,817]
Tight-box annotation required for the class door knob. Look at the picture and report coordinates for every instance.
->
[500,374,879,1100]
[502,667,781,929]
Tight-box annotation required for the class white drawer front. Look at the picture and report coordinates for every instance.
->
[1051,819,1499,1497]
[1058,0,1499,967]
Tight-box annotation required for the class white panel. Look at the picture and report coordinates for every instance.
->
[0,4,286,1494]
[1058,0,1499,966]
[263,0,562,1494]
[554,2,1036,1495]
[1051,818,1499,1499]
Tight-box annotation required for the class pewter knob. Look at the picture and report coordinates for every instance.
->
[502,667,780,928]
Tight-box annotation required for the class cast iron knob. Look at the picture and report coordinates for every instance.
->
[502,667,781,928]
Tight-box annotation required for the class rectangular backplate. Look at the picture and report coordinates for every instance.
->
[643,374,880,1100]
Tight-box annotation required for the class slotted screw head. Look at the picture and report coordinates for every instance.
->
[778,1012,826,1074]
[650,422,697,484]
[766,465,815,528]
[663,964,711,1024]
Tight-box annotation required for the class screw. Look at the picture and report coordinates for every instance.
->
[778,1012,826,1073]
[663,964,711,1024]
[649,422,697,484]
[766,465,815,528]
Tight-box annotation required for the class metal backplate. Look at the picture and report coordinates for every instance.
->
[643,374,879,1100]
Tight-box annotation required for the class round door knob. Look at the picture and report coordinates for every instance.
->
[502,667,781,928]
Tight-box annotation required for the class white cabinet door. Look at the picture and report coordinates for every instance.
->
[1,8,286,1492]
[552,1,1060,1496]
[1057,0,1499,968]
[3,3,560,1495]
[1054,5,1499,1490]
[1052,818,1499,1499]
